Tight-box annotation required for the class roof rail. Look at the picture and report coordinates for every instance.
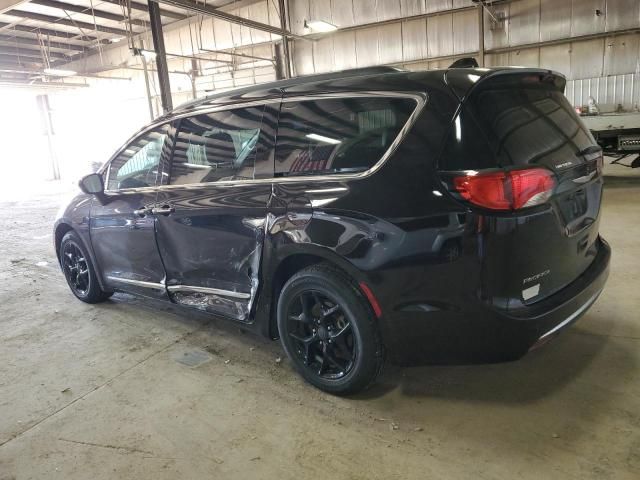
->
[174,65,408,114]
[294,65,406,82]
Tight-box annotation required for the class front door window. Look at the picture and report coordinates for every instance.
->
[107,126,169,190]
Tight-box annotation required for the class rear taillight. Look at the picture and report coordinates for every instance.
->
[453,168,556,211]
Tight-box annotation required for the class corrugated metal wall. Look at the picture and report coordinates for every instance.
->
[566,73,640,110]
[290,0,479,74]
[63,0,640,110]
[286,0,640,108]
[289,0,640,82]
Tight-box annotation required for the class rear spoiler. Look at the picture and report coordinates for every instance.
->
[444,67,567,102]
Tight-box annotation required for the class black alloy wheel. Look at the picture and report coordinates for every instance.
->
[61,241,90,297]
[277,264,384,395]
[59,231,113,303]
[285,290,357,379]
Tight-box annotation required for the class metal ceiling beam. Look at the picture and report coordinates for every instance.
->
[0,0,28,14]
[198,46,272,63]
[308,5,477,38]
[485,26,640,55]
[0,78,89,88]
[0,34,85,52]
[6,9,132,36]
[0,72,31,80]
[0,22,101,41]
[0,46,69,59]
[29,0,148,27]
[150,0,309,40]
[0,60,42,70]
[99,0,186,20]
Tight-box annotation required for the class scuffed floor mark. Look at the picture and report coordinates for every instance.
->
[57,438,155,456]
[59,438,228,466]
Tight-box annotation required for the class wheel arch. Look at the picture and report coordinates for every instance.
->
[54,222,75,261]
[54,221,110,293]
[264,246,370,340]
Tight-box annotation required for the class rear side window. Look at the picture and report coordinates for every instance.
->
[441,79,595,171]
[170,105,265,185]
[274,97,415,177]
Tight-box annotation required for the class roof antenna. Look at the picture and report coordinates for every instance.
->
[449,57,480,68]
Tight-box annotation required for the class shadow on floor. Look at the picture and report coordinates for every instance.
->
[359,327,627,404]
[102,293,636,413]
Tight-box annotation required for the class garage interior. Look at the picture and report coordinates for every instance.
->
[0,0,639,478]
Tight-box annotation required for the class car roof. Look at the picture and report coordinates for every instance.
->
[160,65,563,121]
[163,66,448,118]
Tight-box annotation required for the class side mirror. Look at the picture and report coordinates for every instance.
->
[79,173,104,195]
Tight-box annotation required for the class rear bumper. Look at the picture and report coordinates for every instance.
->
[381,236,611,365]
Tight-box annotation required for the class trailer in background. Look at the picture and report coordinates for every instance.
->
[580,111,640,168]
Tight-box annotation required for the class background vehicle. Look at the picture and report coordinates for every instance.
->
[55,66,610,394]
[580,106,640,169]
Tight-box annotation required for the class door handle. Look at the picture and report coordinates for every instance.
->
[151,205,175,216]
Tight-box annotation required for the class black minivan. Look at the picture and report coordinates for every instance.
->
[55,66,610,394]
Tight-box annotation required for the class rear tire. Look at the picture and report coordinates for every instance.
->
[277,264,384,395]
[60,231,112,304]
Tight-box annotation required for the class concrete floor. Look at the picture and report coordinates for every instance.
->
[0,173,638,480]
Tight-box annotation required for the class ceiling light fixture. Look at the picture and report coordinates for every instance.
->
[111,37,124,43]
[306,133,341,144]
[43,68,77,76]
[304,19,338,33]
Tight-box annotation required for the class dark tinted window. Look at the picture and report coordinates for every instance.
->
[107,125,169,190]
[442,80,595,171]
[170,105,265,185]
[274,97,415,177]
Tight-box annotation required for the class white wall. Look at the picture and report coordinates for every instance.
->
[0,89,52,185]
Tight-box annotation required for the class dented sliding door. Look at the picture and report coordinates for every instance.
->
[153,104,276,321]
[154,182,271,321]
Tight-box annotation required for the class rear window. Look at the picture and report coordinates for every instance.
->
[440,79,596,171]
[274,97,415,177]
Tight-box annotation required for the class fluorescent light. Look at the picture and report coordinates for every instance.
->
[184,163,211,169]
[43,68,77,76]
[304,19,338,33]
[306,133,341,145]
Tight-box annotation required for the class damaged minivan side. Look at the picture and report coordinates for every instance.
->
[55,66,610,395]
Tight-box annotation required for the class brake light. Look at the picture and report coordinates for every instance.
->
[453,168,556,210]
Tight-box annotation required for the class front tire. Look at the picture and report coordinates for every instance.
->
[60,231,112,304]
[277,264,384,395]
